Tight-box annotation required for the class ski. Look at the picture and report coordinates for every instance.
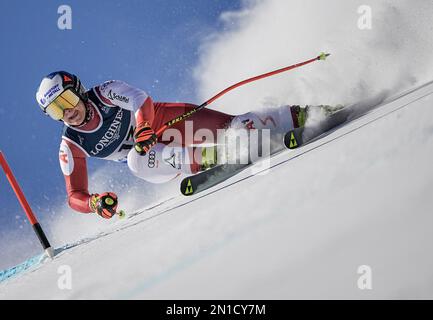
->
[181,94,388,196]
[284,106,351,149]
[180,106,351,197]
[284,93,387,149]
[180,163,251,196]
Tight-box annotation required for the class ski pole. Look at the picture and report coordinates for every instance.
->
[155,52,330,136]
[0,151,54,259]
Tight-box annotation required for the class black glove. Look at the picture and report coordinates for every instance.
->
[90,192,119,219]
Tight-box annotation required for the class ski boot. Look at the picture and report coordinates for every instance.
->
[291,104,344,128]
[314,104,345,116]
[290,105,308,128]
[200,145,218,171]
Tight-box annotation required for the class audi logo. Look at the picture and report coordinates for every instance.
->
[148,150,156,168]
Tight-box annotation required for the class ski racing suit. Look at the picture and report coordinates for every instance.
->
[59,80,298,213]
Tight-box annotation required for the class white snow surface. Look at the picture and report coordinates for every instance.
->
[1,81,433,299]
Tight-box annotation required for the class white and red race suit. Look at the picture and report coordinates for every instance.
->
[59,80,297,214]
[59,80,235,213]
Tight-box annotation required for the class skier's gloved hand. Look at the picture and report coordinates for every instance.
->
[134,122,157,156]
[90,192,119,219]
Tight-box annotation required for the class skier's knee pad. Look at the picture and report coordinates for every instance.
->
[127,143,194,184]
[227,106,298,160]
[230,106,295,132]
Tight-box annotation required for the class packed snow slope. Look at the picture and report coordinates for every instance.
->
[1,81,433,299]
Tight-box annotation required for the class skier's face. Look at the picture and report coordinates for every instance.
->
[63,100,86,125]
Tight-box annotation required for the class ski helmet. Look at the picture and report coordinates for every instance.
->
[36,71,88,120]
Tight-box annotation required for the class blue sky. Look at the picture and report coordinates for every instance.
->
[0,0,241,253]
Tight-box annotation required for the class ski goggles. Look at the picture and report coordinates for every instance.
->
[43,89,80,120]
